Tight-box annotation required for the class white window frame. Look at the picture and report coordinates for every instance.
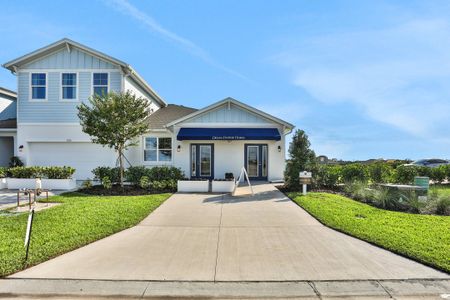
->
[60,72,79,102]
[29,72,48,101]
[143,136,173,163]
[92,72,110,97]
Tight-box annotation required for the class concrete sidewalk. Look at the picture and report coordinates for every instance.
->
[10,184,449,281]
[1,278,449,299]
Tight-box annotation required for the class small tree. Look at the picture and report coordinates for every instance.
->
[78,91,150,187]
[285,129,316,190]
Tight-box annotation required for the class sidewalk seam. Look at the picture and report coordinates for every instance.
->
[308,281,322,299]
[213,195,224,282]
[377,280,396,299]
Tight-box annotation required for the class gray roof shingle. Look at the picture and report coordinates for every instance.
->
[148,104,197,129]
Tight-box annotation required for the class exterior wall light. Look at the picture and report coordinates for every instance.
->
[177,145,181,152]
[278,145,281,152]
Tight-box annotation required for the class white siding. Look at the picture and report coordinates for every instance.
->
[124,76,161,112]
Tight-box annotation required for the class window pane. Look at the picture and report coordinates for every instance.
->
[94,86,108,96]
[159,150,172,161]
[144,150,157,161]
[63,87,76,99]
[145,137,157,149]
[93,73,108,85]
[158,138,172,149]
[62,73,76,85]
[32,87,46,99]
[32,73,46,85]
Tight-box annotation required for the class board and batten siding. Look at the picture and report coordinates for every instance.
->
[186,103,271,124]
[22,48,118,70]
[18,71,122,123]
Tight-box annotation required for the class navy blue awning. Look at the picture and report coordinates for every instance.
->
[177,128,281,141]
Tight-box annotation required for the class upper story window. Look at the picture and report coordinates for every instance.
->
[61,73,77,100]
[93,73,108,96]
[144,137,172,162]
[31,73,46,100]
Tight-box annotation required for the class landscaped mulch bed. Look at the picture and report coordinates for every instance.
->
[78,185,174,196]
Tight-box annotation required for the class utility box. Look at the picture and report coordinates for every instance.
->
[414,176,430,190]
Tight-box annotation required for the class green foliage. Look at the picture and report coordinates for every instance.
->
[151,179,177,191]
[0,192,170,277]
[368,162,393,183]
[92,166,120,183]
[289,192,450,273]
[101,176,112,189]
[429,166,447,183]
[285,130,316,190]
[314,165,342,188]
[9,156,23,168]
[0,167,7,178]
[344,181,371,202]
[341,163,368,183]
[81,180,92,189]
[125,166,184,185]
[78,91,151,186]
[8,166,75,179]
[393,165,419,184]
[139,176,150,189]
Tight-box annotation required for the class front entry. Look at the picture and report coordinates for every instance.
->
[190,144,214,179]
[245,144,268,180]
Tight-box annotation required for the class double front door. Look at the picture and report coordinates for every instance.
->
[245,144,268,180]
[191,144,214,179]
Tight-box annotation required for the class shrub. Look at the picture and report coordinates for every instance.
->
[151,179,177,191]
[101,176,112,189]
[430,166,447,183]
[43,166,75,179]
[92,167,120,183]
[0,167,7,178]
[314,165,341,188]
[126,166,149,185]
[368,162,393,183]
[393,165,418,184]
[341,164,368,183]
[81,180,92,189]
[9,156,23,168]
[8,166,43,178]
[147,166,184,182]
[139,176,150,189]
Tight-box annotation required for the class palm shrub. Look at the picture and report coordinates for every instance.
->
[344,181,372,202]
[139,176,150,189]
[101,176,112,189]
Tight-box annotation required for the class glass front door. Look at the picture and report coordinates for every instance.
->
[191,144,214,179]
[245,144,268,180]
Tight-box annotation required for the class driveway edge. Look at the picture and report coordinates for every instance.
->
[0,278,448,299]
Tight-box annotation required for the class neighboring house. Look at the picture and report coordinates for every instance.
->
[317,155,328,164]
[2,38,293,181]
[0,87,17,167]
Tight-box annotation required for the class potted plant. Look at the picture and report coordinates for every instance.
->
[177,178,209,192]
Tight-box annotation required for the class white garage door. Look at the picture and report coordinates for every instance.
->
[29,142,116,180]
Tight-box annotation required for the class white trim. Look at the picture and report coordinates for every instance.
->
[21,68,121,72]
[91,72,111,97]
[60,72,79,102]
[0,129,17,132]
[176,123,281,128]
[29,72,48,101]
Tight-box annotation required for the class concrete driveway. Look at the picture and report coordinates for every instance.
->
[11,184,449,281]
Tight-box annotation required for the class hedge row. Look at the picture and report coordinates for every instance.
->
[4,166,76,179]
[314,163,450,188]
[92,166,184,185]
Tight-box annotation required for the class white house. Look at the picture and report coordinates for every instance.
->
[0,87,17,167]
[2,38,293,182]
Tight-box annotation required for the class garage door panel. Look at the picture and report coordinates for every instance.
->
[29,142,116,180]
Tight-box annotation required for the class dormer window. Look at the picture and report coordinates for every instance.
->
[93,73,108,96]
[61,73,77,100]
[31,73,46,100]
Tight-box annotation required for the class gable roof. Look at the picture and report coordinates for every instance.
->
[147,104,197,130]
[2,38,167,107]
[166,97,294,133]
[0,87,17,101]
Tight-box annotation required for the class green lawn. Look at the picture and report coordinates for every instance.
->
[431,185,450,197]
[288,192,450,273]
[0,192,170,277]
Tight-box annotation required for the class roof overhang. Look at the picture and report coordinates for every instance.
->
[177,127,281,141]
[166,97,295,134]
[2,38,167,107]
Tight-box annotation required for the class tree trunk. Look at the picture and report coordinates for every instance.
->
[118,146,124,188]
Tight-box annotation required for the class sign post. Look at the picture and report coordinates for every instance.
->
[299,171,312,196]
[24,208,35,262]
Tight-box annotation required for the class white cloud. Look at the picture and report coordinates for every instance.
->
[273,18,450,138]
[105,0,250,81]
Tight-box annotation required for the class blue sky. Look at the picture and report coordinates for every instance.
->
[1,0,449,160]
